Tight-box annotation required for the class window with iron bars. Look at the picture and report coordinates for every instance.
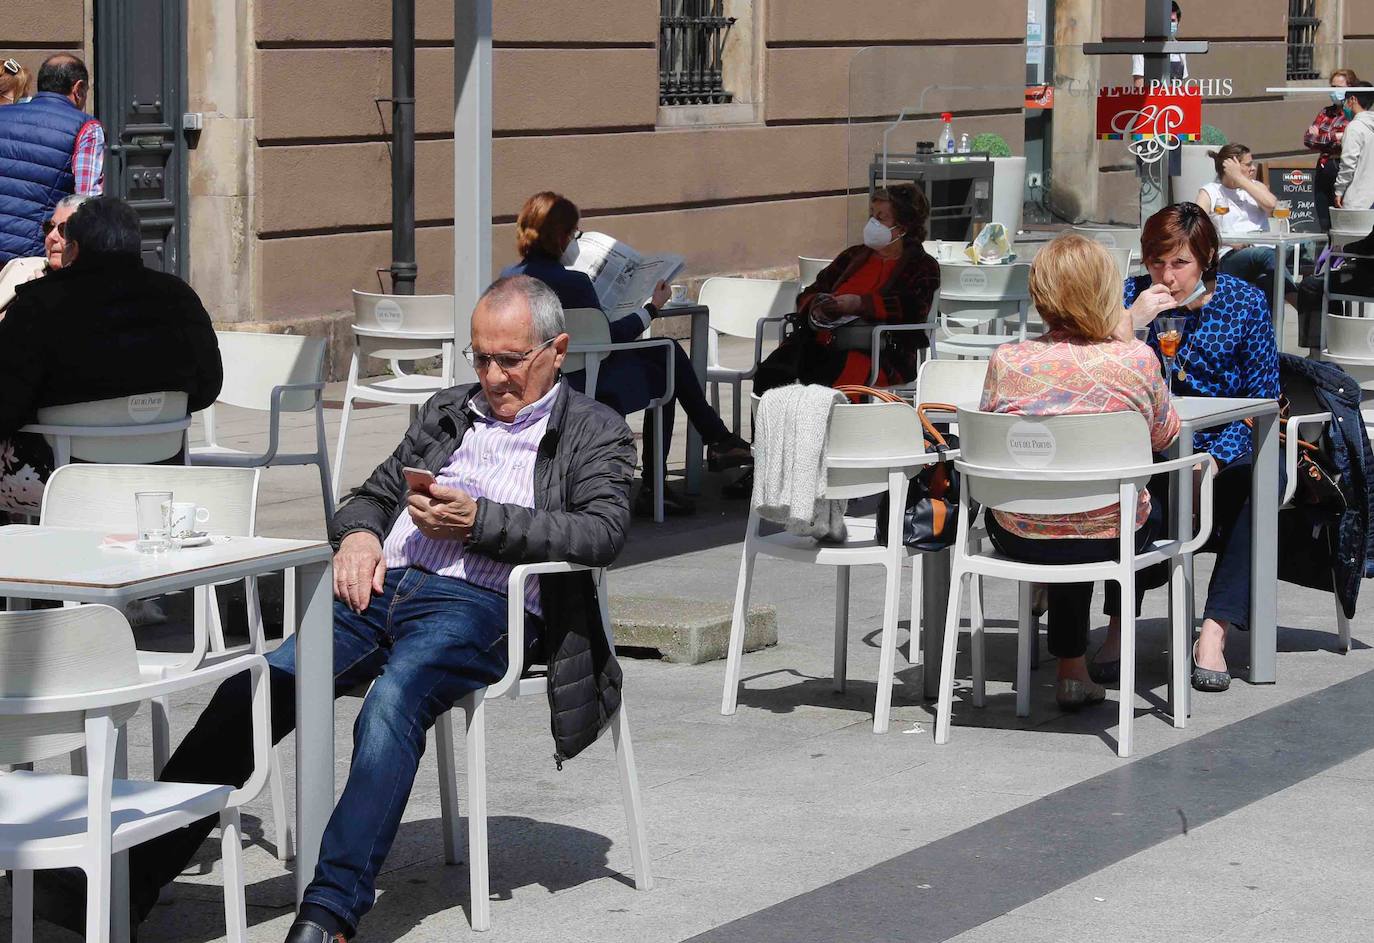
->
[659,0,736,106]
[1286,0,1320,81]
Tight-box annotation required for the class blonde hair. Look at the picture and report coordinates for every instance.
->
[1028,234,1120,341]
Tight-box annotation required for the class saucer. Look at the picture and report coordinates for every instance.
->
[172,532,212,548]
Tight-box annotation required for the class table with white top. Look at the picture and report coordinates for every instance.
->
[652,302,710,494]
[1220,230,1327,336]
[918,396,1281,700]
[0,526,336,923]
[1169,396,1281,687]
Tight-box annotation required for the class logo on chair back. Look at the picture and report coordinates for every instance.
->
[959,269,988,292]
[1006,420,1056,468]
[127,392,166,423]
[375,300,404,329]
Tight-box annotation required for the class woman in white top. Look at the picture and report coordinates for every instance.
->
[1195,143,1294,308]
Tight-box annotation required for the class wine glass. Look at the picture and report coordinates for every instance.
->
[1212,194,1230,221]
[1156,315,1186,393]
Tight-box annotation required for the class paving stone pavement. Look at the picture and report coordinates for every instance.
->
[6,328,1373,943]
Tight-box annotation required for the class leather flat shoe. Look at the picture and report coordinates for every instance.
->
[1087,651,1120,685]
[285,919,347,943]
[1055,677,1107,711]
[1191,642,1231,692]
[722,467,753,499]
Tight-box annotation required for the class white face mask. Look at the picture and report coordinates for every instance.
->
[1332,90,1348,106]
[560,237,580,267]
[862,216,899,250]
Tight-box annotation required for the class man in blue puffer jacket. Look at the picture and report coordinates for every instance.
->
[0,54,104,264]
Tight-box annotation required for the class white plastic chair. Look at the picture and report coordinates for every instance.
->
[1071,225,1143,263]
[38,463,295,861]
[798,257,832,288]
[722,400,937,734]
[426,563,651,931]
[190,331,334,528]
[1329,208,1374,251]
[20,392,191,468]
[564,308,676,523]
[700,277,799,434]
[333,292,458,504]
[0,605,269,943]
[935,262,1031,359]
[935,409,1215,757]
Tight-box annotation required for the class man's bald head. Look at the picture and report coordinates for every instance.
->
[38,54,89,108]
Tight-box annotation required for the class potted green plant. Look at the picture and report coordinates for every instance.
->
[971,133,1025,235]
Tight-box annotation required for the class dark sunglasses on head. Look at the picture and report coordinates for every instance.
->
[41,219,66,237]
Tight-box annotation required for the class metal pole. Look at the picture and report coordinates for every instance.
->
[453,0,491,380]
[389,0,417,294]
[1139,0,1173,225]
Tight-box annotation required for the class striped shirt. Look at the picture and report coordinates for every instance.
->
[381,382,559,615]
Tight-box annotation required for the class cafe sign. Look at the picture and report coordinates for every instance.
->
[1095,85,1202,164]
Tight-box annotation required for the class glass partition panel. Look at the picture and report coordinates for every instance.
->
[845,41,1354,251]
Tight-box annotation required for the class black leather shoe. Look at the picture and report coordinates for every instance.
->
[722,467,754,500]
[285,919,348,943]
[633,481,696,517]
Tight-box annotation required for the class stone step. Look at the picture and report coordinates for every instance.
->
[611,595,777,665]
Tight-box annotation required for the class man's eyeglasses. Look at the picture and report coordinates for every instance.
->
[462,337,555,373]
[41,219,66,237]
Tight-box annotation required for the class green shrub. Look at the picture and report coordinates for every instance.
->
[1200,123,1227,146]
[970,132,1013,158]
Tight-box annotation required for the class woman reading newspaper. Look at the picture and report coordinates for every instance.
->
[502,191,751,517]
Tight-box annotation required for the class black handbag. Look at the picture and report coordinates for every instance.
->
[836,387,967,551]
[1247,399,1347,513]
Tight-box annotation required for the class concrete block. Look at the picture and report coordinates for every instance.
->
[611,595,776,665]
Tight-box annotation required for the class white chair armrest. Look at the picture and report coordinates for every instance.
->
[260,381,326,463]
[1281,411,1332,507]
[868,323,939,385]
[490,562,599,699]
[567,338,676,404]
[0,653,271,808]
[751,315,790,378]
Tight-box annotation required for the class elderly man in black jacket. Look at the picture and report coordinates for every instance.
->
[29,276,637,942]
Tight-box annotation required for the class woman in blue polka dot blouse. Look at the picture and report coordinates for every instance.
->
[1110,204,1281,693]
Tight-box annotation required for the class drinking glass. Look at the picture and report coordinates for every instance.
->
[1272,200,1291,234]
[134,491,173,553]
[1156,316,1186,393]
[1212,194,1230,220]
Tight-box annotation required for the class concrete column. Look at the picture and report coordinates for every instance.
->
[1048,0,1103,223]
[185,0,255,325]
[453,0,491,366]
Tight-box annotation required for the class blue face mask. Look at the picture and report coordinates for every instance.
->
[1169,20,1178,35]
[1332,91,1348,106]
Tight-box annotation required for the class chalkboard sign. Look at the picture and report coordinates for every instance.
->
[1267,165,1320,234]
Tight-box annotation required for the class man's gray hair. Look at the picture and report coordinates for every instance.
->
[53,194,87,214]
[479,274,566,343]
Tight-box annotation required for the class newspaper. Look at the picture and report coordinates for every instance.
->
[568,231,685,319]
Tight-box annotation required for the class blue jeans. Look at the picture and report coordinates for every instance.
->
[1220,245,1297,305]
[130,567,539,932]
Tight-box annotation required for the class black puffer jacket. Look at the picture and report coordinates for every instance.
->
[331,381,637,764]
[1276,355,1374,617]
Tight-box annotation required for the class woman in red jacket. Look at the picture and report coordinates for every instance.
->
[754,184,941,394]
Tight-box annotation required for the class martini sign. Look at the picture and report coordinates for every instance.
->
[1096,84,1202,164]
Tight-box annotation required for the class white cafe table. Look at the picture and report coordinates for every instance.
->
[0,525,336,921]
[918,396,1281,700]
[1220,230,1327,336]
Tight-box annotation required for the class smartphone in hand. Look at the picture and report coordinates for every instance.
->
[402,466,436,492]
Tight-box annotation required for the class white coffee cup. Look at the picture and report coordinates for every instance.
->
[938,243,957,261]
[168,502,210,538]
[670,283,687,304]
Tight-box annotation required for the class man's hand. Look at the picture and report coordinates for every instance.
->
[334,531,386,613]
[650,279,671,308]
[1335,193,1344,208]
[407,483,479,542]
